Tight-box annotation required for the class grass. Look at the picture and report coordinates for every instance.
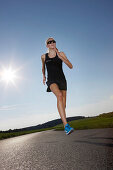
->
[53,116,113,131]
[0,127,52,140]
[53,112,113,130]
[0,112,113,140]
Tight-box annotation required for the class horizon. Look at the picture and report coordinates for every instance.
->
[0,112,108,132]
[1,111,112,132]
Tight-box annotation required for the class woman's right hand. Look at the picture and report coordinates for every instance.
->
[43,76,46,85]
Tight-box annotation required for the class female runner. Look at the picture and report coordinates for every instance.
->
[41,37,74,135]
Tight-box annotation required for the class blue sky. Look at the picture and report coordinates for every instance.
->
[0,0,113,130]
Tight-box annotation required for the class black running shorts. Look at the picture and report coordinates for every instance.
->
[46,80,67,92]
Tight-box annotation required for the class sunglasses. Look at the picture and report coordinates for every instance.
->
[47,40,56,44]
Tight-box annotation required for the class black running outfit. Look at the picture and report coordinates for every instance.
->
[45,52,67,92]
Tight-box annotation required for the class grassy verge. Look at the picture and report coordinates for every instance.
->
[0,127,52,140]
[53,116,113,131]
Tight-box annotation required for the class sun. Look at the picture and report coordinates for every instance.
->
[0,66,19,86]
[1,68,16,82]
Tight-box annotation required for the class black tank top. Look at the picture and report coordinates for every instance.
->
[45,52,67,82]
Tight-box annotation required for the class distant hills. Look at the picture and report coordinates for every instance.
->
[0,116,86,133]
[1,111,113,133]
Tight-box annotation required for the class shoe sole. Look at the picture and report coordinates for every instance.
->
[66,128,74,135]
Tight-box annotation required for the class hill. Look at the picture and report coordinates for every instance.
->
[0,111,113,140]
[0,116,85,133]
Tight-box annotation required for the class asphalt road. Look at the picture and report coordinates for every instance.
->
[0,128,113,170]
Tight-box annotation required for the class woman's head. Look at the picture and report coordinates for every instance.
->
[45,37,56,50]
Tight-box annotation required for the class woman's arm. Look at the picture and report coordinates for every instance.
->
[57,51,73,69]
[41,54,46,84]
[53,47,73,69]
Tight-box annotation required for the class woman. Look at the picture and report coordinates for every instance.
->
[41,37,74,135]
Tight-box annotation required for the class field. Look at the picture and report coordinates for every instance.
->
[54,113,113,130]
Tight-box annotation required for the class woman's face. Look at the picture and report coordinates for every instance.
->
[46,38,56,49]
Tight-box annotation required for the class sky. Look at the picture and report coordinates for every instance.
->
[0,0,113,131]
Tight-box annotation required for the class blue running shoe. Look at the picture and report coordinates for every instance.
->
[64,123,74,135]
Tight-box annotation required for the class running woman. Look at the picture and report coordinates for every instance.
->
[41,37,74,135]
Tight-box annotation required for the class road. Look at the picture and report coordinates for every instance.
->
[0,128,113,170]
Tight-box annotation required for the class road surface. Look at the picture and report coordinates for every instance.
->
[0,128,113,170]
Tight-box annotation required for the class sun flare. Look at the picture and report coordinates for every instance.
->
[1,68,16,82]
[0,66,19,86]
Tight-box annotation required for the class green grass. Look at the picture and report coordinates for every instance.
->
[53,114,113,131]
[0,127,52,140]
[0,112,113,140]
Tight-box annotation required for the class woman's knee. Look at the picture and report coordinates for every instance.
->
[56,92,63,101]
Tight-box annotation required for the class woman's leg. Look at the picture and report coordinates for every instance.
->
[61,89,67,119]
[50,83,68,127]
